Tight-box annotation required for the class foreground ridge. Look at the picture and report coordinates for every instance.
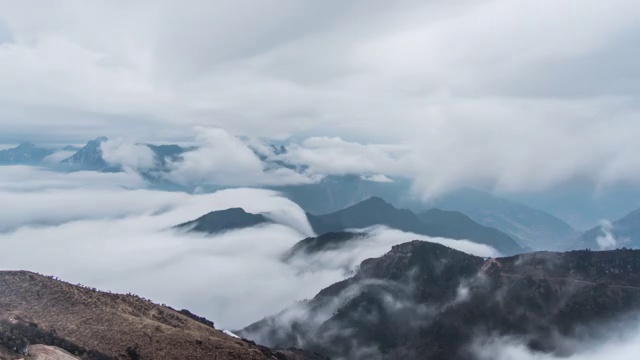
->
[0,271,324,360]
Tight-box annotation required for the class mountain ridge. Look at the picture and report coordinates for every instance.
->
[241,241,640,359]
[0,270,323,360]
[305,196,524,255]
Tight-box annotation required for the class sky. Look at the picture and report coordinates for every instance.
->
[1,0,639,200]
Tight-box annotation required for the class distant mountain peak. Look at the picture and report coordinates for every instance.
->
[15,141,36,148]
[176,207,269,234]
[349,196,396,211]
[61,136,109,169]
[0,142,53,165]
[305,197,523,255]
[362,196,389,205]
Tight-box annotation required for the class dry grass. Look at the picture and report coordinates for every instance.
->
[0,271,303,360]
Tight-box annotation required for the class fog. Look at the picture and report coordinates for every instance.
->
[0,167,496,329]
[472,324,640,360]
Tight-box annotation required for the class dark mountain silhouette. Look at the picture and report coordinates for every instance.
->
[241,241,640,360]
[0,271,322,360]
[283,231,366,260]
[307,197,427,235]
[61,137,110,171]
[146,144,191,166]
[0,142,53,165]
[176,208,269,234]
[305,197,523,255]
[432,188,577,250]
[574,208,640,250]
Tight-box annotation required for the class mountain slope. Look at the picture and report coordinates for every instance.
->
[433,188,577,250]
[0,271,321,360]
[574,208,640,250]
[61,137,110,171]
[0,143,53,165]
[176,208,269,234]
[241,242,640,360]
[306,197,523,255]
[307,197,427,235]
[283,231,366,260]
[418,208,524,255]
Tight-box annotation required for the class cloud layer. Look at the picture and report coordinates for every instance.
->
[0,168,496,329]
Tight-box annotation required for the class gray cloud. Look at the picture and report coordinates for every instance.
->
[100,138,158,171]
[165,127,318,187]
[0,1,639,195]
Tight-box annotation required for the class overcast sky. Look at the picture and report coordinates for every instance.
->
[1,0,639,195]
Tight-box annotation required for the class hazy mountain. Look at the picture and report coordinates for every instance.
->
[574,209,640,250]
[62,145,82,152]
[418,208,525,254]
[176,208,269,234]
[276,175,413,215]
[0,142,53,165]
[306,197,524,255]
[307,196,427,235]
[242,241,640,360]
[277,177,577,251]
[61,137,110,171]
[0,271,322,360]
[506,183,640,230]
[432,188,577,250]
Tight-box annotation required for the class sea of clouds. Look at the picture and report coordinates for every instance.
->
[0,165,496,329]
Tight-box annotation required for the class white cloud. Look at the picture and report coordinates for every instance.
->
[100,138,157,170]
[361,174,394,183]
[278,137,413,177]
[42,150,76,165]
[0,165,145,192]
[287,225,499,275]
[0,174,495,329]
[472,325,640,360]
[596,220,617,250]
[166,127,316,187]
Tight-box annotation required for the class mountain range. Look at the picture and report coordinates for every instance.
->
[305,197,524,255]
[241,241,640,359]
[275,180,580,251]
[0,142,54,165]
[0,137,190,173]
[180,196,524,255]
[430,188,578,250]
[5,137,640,254]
